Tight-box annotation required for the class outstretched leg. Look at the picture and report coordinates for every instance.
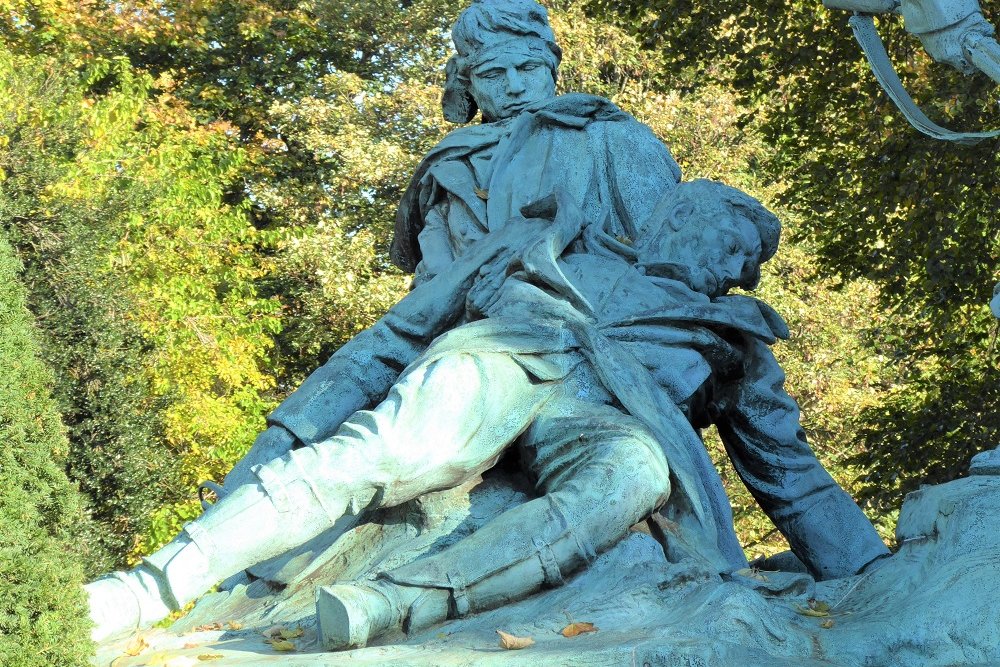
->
[316,395,672,649]
[88,352,551,641]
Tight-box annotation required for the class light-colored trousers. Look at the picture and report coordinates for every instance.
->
[252,350,672,606]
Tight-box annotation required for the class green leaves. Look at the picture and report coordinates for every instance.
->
[0,232,94,666]
[605,0,1000,520]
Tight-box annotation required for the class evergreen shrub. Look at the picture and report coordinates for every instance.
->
[0,233,94,666]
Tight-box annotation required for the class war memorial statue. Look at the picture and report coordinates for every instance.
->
[87,0,1000,664]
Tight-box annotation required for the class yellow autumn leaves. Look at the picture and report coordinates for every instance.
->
[496,620,600,651]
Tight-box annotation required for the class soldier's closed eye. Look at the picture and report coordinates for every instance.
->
[479,69,505,79]
[519,62,542,71]
[727,238,741,254]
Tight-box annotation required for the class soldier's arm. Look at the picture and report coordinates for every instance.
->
[264,213,552,447]
[713,337,889,579]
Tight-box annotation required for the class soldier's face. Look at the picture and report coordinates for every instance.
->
[469,50,556,121]
[648,210,761,297]
[682,215,762,297]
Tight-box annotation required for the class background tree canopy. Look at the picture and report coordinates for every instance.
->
[1,0,996,655]
[589,0,1000,516]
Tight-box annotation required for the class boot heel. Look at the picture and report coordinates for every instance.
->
[316,583,391,650]
[405,589,450,634]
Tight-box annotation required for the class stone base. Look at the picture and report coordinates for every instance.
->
[93,469,1000,667]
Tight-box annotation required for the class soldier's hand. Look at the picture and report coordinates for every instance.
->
[466,253,511,318]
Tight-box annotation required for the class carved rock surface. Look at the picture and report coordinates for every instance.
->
[92,472,1000,666]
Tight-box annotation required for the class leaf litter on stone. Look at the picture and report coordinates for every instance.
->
[192,622,224,632]
[497,629,534,650]
[124,634,149,656]
[561,622,599,637]
[269,639,296,652]
[795,598,831,617]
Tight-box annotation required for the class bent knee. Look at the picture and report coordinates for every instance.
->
[608,432,672,510]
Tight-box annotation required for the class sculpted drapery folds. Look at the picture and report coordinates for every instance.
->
[85,0,888,649]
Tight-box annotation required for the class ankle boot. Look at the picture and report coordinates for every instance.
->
[86,519,230,642]
[85,566,173,642]
[88,471,370,642]
[316,579,449,650]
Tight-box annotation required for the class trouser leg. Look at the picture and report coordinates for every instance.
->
[385,446,670,618]
[265,351,554,512]
[319,397,672,647]
[87,354,549,638]
[89,351,548,641]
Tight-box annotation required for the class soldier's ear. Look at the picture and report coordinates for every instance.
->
[667,201,694,231]
[442,56,478,123]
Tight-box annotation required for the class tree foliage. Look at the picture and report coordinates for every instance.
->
[1,37,279,560]
[0,232,93,666]
[595,0,1000,515]
[1,47,184,568]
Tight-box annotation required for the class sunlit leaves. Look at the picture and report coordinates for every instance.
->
[602,0,1000,516]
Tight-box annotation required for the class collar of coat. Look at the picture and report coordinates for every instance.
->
[391,94,629,272]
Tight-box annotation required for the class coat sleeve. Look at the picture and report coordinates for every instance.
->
[713,337,889,579]
[413,199,456,286]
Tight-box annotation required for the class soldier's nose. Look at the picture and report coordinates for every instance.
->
[506,68,526,94]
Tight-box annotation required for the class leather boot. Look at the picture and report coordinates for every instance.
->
[85,567,172,642]
[88,468,374,642]
[316,579,450,650]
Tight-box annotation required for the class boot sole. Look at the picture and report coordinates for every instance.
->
[316,584,376,650]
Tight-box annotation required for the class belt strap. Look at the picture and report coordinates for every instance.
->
[850,14,999,144]
[447,571,471,617]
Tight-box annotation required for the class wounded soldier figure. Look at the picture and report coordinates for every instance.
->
[86,0,889,649]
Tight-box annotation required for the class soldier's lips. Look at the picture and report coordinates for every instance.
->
[505,98,545,113]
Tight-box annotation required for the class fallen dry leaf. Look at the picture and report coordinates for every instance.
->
[269,639,296,652]
[124,635,149,657]
[279,627,304,639]
[809,599,831,613]
[474,187,490,200]
[497,629,535,650]
[820,619,835,629]
[192,622,224,632]
[795,606,829,618]
[795,598,832,618]
[226,621,243,631]
[561,622,599,638]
